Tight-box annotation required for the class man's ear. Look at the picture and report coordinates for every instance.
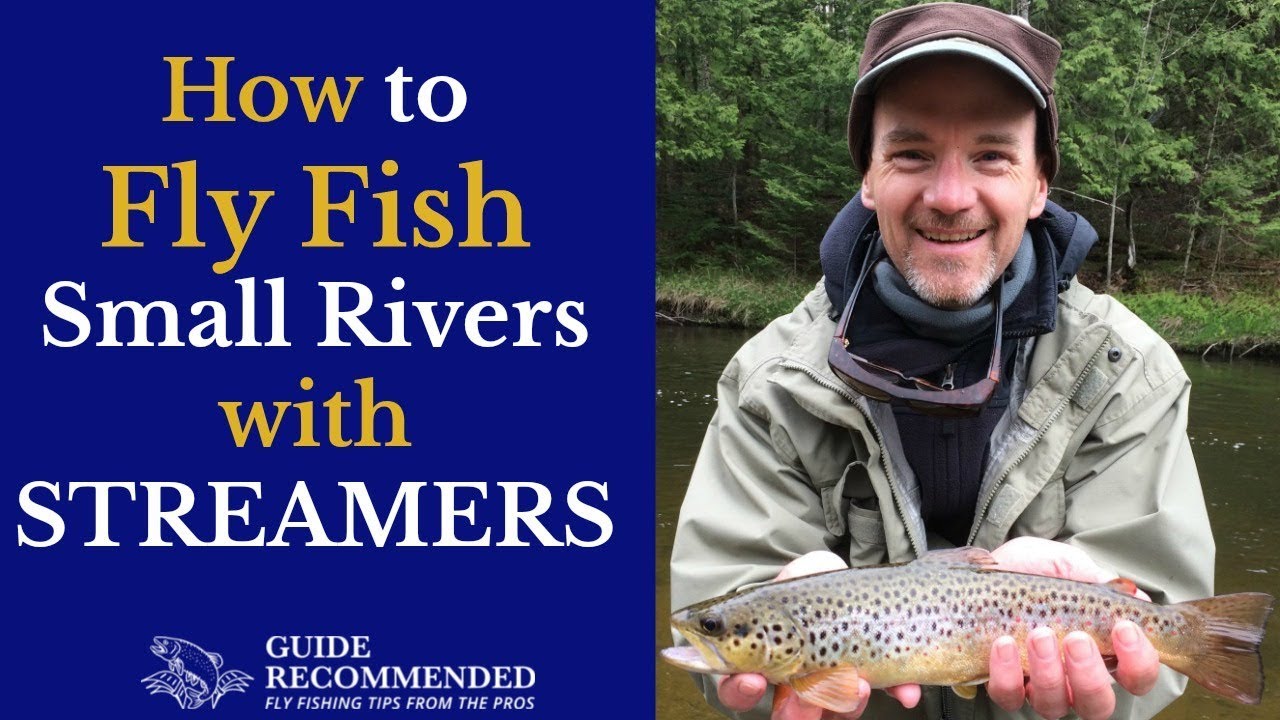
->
[860,176,876,210]
[1028,165,1048,219]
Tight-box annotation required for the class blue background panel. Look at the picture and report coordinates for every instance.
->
[7,4,655,719]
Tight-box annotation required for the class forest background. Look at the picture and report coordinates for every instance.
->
[656,0,1280,355]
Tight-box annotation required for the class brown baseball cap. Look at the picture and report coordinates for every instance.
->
[848,2,1063,179]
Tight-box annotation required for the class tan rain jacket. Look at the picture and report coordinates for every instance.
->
[671,279,1214,720]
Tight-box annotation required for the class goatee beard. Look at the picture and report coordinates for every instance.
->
[902,250,999,309]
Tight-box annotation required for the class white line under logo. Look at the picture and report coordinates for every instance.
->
[142,636,253,709]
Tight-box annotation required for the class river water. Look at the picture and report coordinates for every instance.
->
[656,324,1280,719]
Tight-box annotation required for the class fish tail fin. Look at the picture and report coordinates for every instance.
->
[1167,592,1273,705]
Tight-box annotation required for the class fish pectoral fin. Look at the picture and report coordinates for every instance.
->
[951,684,980,700]
[790,666,863,713]
[915,546,997,568]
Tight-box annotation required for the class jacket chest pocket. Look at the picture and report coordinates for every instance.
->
[819,460,888,566]
[974,473,1067,547]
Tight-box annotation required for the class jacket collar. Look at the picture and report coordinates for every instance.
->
[818,194,1099,338]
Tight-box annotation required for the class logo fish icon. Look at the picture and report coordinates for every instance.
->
[141,636,252,709]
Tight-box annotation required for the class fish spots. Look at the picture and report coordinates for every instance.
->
[774,636,783,644]
[772,624,782,632]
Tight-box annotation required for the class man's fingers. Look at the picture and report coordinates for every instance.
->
[775,551,847,581]
[1062,632,1116,720]
[986,636,1026,711]
[718,673,767,712]
[1111,621,1160,696]
[1026,627,1070,719]
[885,684,922,709]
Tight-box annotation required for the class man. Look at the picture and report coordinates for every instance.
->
[670,3,1214,719]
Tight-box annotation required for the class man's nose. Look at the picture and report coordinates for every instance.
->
[922,155,976,215]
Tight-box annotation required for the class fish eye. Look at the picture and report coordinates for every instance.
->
[698,614,725,636]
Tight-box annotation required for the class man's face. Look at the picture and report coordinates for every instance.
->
[860,56,1048,309]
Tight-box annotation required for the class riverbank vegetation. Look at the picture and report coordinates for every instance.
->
[657,0,1279,352]
[657,267,1280,357]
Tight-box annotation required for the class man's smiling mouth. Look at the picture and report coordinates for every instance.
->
[918,229,986,242]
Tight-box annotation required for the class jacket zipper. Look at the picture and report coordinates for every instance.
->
[941,687,952,720]
[966,335,1110,544]
[779,360,926,557]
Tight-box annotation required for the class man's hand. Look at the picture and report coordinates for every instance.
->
[714,552,921,719]
[986,538,1162,720]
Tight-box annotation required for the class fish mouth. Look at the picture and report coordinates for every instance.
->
[663,629,731,674]
[151,637,174,657]
[661,646,717,673]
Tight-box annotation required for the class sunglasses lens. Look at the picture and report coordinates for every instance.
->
[832,366,892,401]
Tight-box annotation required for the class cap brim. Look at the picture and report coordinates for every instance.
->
[853,37,1046,109]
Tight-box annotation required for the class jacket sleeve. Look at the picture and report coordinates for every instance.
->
[669,357,837,719]
[1056,361,1213,719]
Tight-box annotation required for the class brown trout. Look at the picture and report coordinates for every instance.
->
[662,548,1273,712]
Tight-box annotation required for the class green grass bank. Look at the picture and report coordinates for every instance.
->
[657,270,1280,358]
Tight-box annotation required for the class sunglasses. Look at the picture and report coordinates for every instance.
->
[827,253,1003,417]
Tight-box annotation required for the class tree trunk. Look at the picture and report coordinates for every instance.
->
[1182,101,1222,289]
[1210,226,1226,284]
[1106,181,1119,293]
[1126,193,1137,271]
[1016,0,1031,22]
[1180,198,1200,291]
[730,164,738,226]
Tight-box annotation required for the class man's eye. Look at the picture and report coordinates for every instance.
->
[978,151,1007,162]
[894,151,926,161]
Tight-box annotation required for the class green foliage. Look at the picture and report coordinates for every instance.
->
[657,0,1280,291]
[656,269,814,327]
[1117,290,1280,351]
